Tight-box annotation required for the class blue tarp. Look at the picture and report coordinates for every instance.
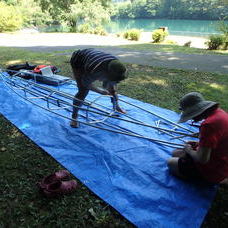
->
[0,77,216,228]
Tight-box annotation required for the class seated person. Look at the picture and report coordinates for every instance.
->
[167,92,228,184]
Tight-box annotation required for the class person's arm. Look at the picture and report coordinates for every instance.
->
[108,85,126,113]
[81,70,110,95]
[184,144,212,164]
[89,83,110,95]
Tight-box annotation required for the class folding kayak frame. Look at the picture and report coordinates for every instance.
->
[0,69,198,149]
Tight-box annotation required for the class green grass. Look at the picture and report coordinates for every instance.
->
[116,43,228,55]
[0,47,228,227]
[0,115,134,227]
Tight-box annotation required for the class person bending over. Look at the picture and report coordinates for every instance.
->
[70,48,127,128]
[167,92,228,184]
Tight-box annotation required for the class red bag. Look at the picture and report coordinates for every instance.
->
[33,65,58,74]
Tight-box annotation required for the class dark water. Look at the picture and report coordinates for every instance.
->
[105,19,227,37]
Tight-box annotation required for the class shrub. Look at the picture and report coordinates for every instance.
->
[123,29,141,41]
[77,24,107,36]
[77,24,92,34]
[223,40,228,50]
[123,31,129,39]
[0,2,23,32]
[183,41,192,47]
[206,35,225,50]
[18,0,52,27]
[93,26,107,36]
[216,19,228,49]
[221,36,228,50]
[152,29,169,43]
[116,32,122,38]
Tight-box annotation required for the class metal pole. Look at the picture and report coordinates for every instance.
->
[1,75,184,148]
[4,75,196,138]
[119,98,195,133]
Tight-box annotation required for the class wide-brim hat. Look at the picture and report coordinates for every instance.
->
[107,60,126,82]
[178,92,218,123]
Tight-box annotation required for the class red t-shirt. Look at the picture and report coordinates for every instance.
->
[196,108,228,183]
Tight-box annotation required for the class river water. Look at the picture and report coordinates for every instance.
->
[105,19,227,37]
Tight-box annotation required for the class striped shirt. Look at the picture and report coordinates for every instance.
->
[70,48,117,73]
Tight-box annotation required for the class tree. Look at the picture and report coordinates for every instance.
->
[100,0,112,7]
[64,0,111,32]
[0,2,23,32]
[18,0,52,26]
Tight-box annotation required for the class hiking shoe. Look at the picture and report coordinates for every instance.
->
[42,180,77,198]
[70,120,79,128]
[38,170,70,189]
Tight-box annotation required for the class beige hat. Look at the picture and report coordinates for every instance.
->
[178,92,218,123]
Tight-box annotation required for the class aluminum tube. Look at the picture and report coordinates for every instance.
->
[2,73,196,138]
[5,77,196,138]
[119,98,194,133]
[4,79,183,148]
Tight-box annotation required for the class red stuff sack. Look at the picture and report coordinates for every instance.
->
[33,65,58,74]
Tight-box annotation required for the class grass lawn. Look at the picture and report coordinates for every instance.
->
[116,43,228,55]
[0,46,228,227]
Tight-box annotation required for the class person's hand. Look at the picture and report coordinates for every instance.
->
[191,132,199,138]
[101,90,111,96]
[183,144,193,154]
[186,141,199,150]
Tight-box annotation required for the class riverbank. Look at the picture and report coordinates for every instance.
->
[132,32,208,49]
[168,35,208,48]
[0,31,208,49]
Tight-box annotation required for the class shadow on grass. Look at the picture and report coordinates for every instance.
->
[121,63,228,111]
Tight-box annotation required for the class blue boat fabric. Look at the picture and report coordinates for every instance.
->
[0,75,216,228]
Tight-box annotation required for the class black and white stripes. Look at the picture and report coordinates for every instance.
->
[70,48,117,73]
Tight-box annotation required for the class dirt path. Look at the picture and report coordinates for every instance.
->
[0,32,227,75]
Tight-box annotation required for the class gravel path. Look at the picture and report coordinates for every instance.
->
[0,32,227,75]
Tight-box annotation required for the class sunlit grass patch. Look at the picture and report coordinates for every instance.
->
[116,43,228,55]
[208,82,225,90]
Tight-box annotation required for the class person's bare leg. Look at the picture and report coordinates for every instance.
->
[108,86,126,114]
[70,68,89,128]
[172,148,186,158]
[70,87,89,128]
[70,94,79,128]
[167,157,186,178]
